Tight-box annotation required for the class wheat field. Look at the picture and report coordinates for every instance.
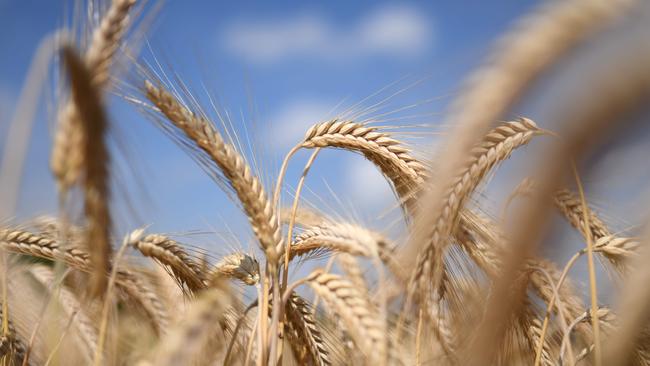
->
[1,0,650,365]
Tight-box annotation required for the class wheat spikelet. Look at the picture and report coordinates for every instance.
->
[212,253,260,286]
[51,0,137,192]
[131,234,206,291]
[144,80,281,258]
[61,47,112,297]
[285,293,331,366]
[593,235,640,265]
[305,271,386,364]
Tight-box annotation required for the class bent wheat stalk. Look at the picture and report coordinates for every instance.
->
[285,293,331,366]
[51,0,137,192]
[61,46,112,297]
[131,234,205,292]
[406,118,543,321]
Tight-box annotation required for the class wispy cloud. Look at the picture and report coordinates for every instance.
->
[345,156,394,211]
[222,4,434,64]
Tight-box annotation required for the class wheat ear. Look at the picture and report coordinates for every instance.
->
[51,0,136,192]
[61,47,112,297]
[304,271,386,364]
[131,234,206,292]
[0,307,28,366]
[555,189,640,269]
[146,284,231,366]
[285,293,331,366]
[407,118,542,308]
[143,81,281,259]
[0,229,168,337]
[29,266,98,362]
[301,120,425,205]
[212,253,260,286]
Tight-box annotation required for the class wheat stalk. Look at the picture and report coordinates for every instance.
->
[143,81,281,259]
[212,253,260,286]
[131,234,206,292]
[145,284,231,366]
[51,0,136,192]
[29,266,98,362]
[61,46,112,297]
[284,293,331,366]
[304,271,386,364]
[407,118,542,311]
[301,120,425,205]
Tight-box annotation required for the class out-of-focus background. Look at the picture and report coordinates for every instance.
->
[2,0,649,300]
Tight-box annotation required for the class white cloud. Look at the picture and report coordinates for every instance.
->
[222,4,433,64]
[345,156,393,210]
[267,99,337,150]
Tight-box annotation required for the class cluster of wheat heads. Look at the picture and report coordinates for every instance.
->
[1,0,650,365]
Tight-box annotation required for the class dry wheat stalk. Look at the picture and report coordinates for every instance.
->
[301,120,426,204]
[457,212,589,340]
[555,188,611,240]
[407,118,542,308]
[336,254,367,294]
[284,293,331,366]
[144,80,281,259]
[304,271,386,364]
[0,229,90,269]
[0,306,29,366]
[145,284,231,366]
[61,47,112,297]
[290,223,379,260]
[0,228,168,338]
[212,253,260,286]
[131,234,206,291]
[51,0,136,192]
[29,266,98,362]
[115,268,169,337]
[555,189,641,270]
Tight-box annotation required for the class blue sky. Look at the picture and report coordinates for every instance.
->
[0,1,538,232]
[2,0,650,295]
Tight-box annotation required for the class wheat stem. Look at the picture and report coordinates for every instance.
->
[571,161,601,365]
